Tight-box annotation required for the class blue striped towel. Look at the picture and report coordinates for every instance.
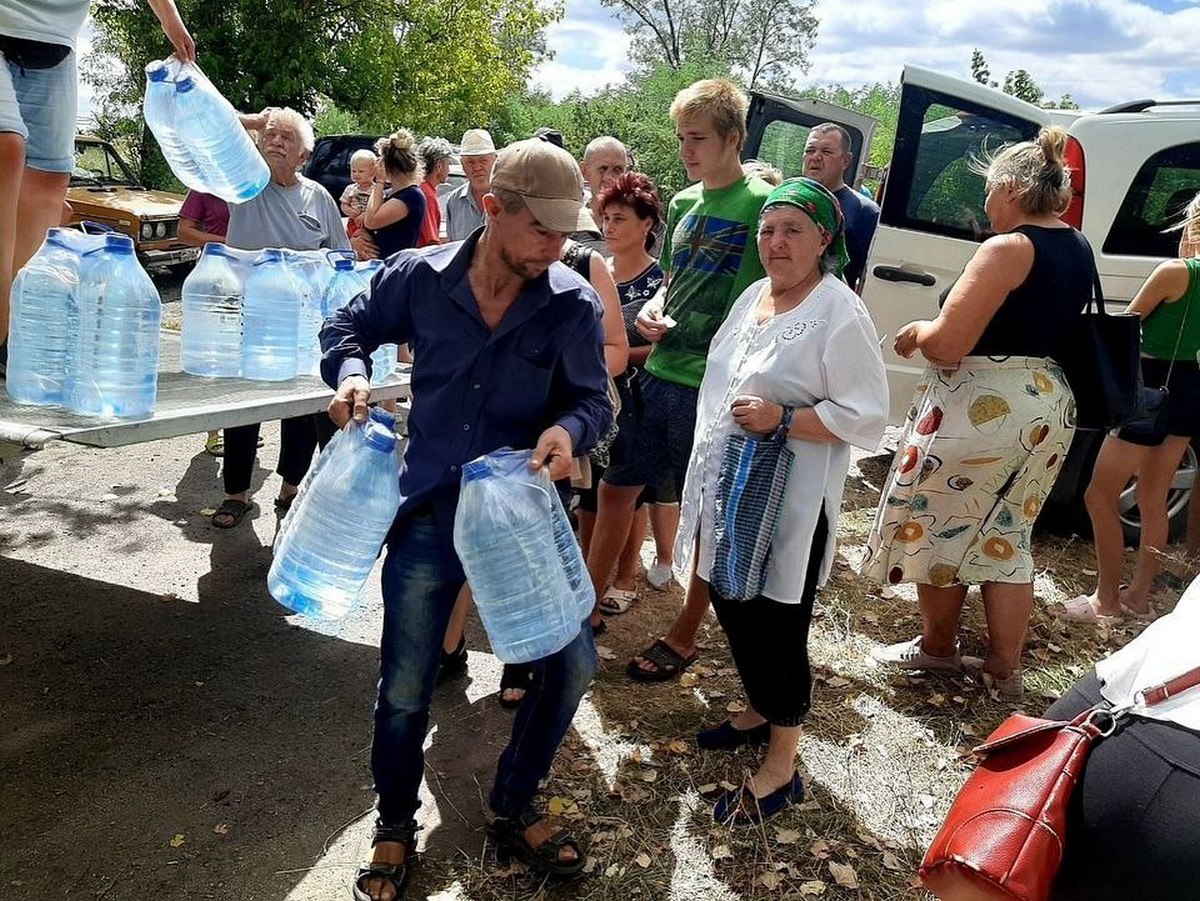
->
[711,429,794,601]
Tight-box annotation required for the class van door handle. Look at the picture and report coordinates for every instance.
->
[873,266,936,287]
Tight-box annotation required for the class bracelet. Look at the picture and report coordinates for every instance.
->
[777,405,796,436]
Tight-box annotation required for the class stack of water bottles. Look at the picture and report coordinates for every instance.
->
[454,448,595,663]
[181,246,397,381]
[268,408,403,619]
[6,227,162,418]
[143,57,269,204]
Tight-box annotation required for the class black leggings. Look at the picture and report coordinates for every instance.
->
[222,414,337,496]
[1046,672,1200,900]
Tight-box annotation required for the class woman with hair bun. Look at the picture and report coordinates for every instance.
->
[862,126,1094,699]
[363,128,427,259]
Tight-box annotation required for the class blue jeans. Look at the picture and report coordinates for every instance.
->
[373,512,598,829]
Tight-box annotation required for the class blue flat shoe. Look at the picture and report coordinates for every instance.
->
[713,771,804,824]
[696,719,771,751]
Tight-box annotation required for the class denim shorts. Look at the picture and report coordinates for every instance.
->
[0,50,78,173]
[602,372,698,497]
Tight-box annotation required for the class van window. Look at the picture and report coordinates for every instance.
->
[883,88,1040,242]
[1102,144,1200,258]
[757,119,813,180]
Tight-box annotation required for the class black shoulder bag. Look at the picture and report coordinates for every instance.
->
[1060,270,1142,430]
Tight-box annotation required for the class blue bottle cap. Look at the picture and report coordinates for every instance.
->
[105,234,135,254]
[333,258,354,271]
[176,77,196,93]
[361,421,397,452]
[204,242,231,258]
[146,63,168,82]
[461,458,490,482]
[257,248,283,263]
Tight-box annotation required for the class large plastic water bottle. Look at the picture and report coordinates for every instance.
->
[65,234,162,418]
[351,260,397,378]
[5,228,98,405]
[320,257,397,379]
[181,243,243,377]
[142,60,206,193]
[284,250,326,377]
[453,448,585,663]
[268,414,402,619]
[241,248,300,381]
[170,70,269,203]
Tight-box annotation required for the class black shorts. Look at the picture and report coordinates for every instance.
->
[1117,357,1200,446]
[603,372,697,498]
[707,509,828,727]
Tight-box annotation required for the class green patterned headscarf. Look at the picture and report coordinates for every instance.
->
[761,177,849,277]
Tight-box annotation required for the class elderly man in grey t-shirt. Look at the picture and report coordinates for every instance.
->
[211,108,351,529]
[444,128,496,242]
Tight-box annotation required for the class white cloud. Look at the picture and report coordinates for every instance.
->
[528,1,632,100]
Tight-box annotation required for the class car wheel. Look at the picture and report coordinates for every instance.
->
[1119,443,1198,546]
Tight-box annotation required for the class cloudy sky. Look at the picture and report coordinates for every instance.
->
[529,0,1200,108]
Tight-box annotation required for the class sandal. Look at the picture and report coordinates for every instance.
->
[487,809,586,878]
[599,587,638,615]
[626,639,697,683]
[436,636,468,685]
[1055,594,1123,624]
[351,819,416,901]
[211,498,253,529]
[498,663,532,710]
[204,432,224,457]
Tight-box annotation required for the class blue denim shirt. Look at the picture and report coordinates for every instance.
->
[320,231,612,548]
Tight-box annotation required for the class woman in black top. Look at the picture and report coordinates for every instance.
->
[363,129,426,260]
[862,126,1092,699]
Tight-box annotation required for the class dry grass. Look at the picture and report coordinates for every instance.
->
[435,448,1196,900]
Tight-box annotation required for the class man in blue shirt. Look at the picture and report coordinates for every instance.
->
[321,138,609,900]
[803,122,880,292]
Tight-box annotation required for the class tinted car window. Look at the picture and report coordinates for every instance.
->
[1102,143,1200,258]
[882,87,1039,242]
[757,120,813,180]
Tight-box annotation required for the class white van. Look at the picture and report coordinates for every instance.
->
[745,67,1200,540]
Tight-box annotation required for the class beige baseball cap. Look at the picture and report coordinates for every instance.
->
[490,139,594,234]
[459,128,496,157]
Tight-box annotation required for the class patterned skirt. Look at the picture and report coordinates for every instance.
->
[860,356,1075,587]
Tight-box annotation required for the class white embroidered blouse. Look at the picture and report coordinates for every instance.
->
[673,274,889,603]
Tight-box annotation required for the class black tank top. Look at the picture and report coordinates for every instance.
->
[940,225,1095,361]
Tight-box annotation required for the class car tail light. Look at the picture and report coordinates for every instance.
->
[1063,136,1085,229]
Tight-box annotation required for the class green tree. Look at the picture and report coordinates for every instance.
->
[1001,68,1043,106]
[600,0,818,90]
[967,50,1079,110]
[970,48,996,88]
[86,0,561,186]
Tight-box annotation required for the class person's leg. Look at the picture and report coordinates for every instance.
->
[14,166,68,284]
[576,509,596,557]
[362,515,465,899]
[613,505,649,592]
[441,583,472,656]
[0,131,24,349]
[978,581,1034,677]
[585,480,643,624]
[276,415,321,502]
[648,500,680,575]
[916,583,969,657]
[1125,435,1191,611]
[1083,435,1150,614]
[489,623,597,862]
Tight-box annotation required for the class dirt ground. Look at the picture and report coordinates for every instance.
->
[1,418,1192,901]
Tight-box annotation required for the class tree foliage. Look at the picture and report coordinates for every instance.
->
[600,0,817,90]
[86,0,561,186]
[968,48,1078,110]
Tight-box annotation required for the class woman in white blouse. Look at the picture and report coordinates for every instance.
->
[673,178,889,823]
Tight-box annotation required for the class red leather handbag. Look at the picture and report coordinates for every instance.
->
[919,666,1200,901]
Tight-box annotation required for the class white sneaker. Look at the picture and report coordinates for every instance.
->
[647,562,673,590]
[870,636,963,674]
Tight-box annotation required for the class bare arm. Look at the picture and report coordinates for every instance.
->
[145,0,195,62]
[1127,259,1191,321]
[177,217,224,248]
[588,253,630,376]
[896,234,1033,365]
[362,183,410,230]
[628,345,654,366]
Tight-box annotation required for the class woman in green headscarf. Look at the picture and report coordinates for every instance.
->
[672,177,889,824]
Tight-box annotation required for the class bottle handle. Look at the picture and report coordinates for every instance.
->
[78,220,114,235]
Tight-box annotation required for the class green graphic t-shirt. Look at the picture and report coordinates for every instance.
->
[645,175,772,388]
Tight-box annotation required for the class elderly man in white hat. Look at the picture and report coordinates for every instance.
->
[444,127,497,242]
[321,138,610,900]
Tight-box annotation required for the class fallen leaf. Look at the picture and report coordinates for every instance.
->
[679,672,699,687]
[719,780,739,792]
[774,827,801,845]
[582,857,598,874]
[725,700,747,714]
[828,861,858,888]
[711,844,732,860]
[595,645,616,661]
[881,850,904,871]
[634,852,652,869]
[604,864,622,878]
[547,796,577,816]
[759,871,784,890]
[169,834,185,848]
[698,783,718,795]
[799,881,827,896]
[666,739,691,755]
[855,828,884,850]
[640,769,658,782]
[213,823,230,836]
[825,676,850,689]
[809,839,831,859]
[199,508,217,517]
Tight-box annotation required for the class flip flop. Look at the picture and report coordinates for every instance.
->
[599,587,637,615]
[211,498,253,529]
[626,639,697,683]
[1055,594,1123,623]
